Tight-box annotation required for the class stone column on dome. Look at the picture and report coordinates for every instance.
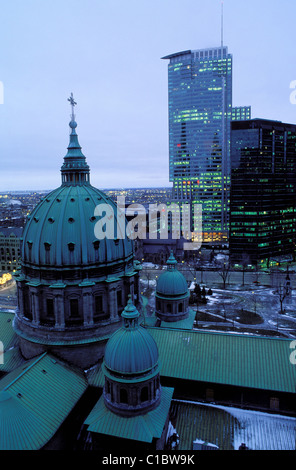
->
[17,283,25,318]
[31,287,40,325]
[108,285,117,321]
[82,287,93,326]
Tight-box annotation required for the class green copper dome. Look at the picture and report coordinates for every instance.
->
[104,297,159,376]
[21,116,133,270]
[156,251,188,297]
[13,96,141,370]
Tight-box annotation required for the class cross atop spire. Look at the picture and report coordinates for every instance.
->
[68,92,77,121]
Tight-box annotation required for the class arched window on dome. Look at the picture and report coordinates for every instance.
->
[140,386,149,403]
[93,240,100,262]
[178,302,183,313]
[44,242,51,265]
[70,298,79,316]
[23,288,32,321]
[27,240,33,262]
[167,304,172,313]
[120,388,128,404]
[45,298,55,324]
[117,290,123,313]
[66,296,83,326]
[93,293,109,322]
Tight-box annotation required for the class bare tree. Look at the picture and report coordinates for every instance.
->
[272,267,288,314]
[275,283,287,314]
[217,261,231,289]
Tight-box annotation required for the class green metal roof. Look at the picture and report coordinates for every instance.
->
[147,328,296,394]
[21,183,134,269]
[0,312,19,351]
[85,362,104,388]
[0,353,88,450]
[104,326,159,377]
[142,308,196,330]
[0,312,24,374]
[160,308,196,329]
[0,347,25,373]
[172,400,296,450]
[85,386,174,443]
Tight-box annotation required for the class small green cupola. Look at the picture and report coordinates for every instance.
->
[103,296,161,417]
[155,251,190,323]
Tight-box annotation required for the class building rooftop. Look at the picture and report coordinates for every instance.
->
[172,399,296,450]
[147,327,296,394]
[0,352,88,450]
[84,387,174,444]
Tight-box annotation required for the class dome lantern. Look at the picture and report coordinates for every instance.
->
[61,93,90,185]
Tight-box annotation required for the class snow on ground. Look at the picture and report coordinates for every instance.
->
[141,262,159,269]
[140,278,157,287]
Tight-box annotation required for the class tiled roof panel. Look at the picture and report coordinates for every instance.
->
[148,328,296,393]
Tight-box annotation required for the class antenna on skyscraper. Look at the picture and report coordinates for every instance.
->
[220,0,226,231]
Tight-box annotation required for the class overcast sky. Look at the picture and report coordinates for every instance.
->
[0,0,295,191]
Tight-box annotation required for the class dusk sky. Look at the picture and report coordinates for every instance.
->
[0,0,295,191]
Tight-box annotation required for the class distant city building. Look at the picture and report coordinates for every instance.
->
[232,106,251,121]
[162,47,233,245]
[0,227,22,273]
[230,118,296,265]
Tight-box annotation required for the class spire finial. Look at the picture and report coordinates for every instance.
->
[167,250,177,270]
[68,92,77,122]
[121,294,140,327]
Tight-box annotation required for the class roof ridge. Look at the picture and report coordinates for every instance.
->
[3,352,47,391]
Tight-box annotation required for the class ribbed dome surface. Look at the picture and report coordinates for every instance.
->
[104,325,159,375]
[156,252,189,297]
[156,269,188,296]
[21,184,133,268]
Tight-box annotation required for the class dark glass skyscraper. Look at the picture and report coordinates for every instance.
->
[230,119,296,265]
[162,47,232,244]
